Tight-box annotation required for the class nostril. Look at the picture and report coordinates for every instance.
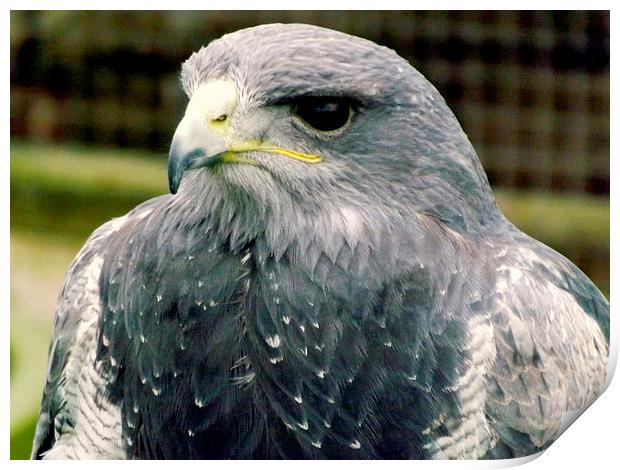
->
[212,114,227,123]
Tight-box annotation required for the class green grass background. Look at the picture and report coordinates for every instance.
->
[9,141,610,459]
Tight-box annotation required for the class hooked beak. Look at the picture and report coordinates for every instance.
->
[167,113,229,194]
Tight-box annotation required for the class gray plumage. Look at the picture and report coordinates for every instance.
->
[32,23,609,459]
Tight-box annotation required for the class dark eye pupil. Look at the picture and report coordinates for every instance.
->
[294,98,350,132]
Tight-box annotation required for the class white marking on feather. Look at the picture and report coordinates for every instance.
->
[282,315,291,324]
[265,335,281,348]
[431,315,496,459]
[43,253,125,459]
[106,214,129,233]
[349,440,361,449]
[311,440,322,448]
[269,356,284,364]
[297,420,309,430]
[293,394,303,404]
[232,371,256,385]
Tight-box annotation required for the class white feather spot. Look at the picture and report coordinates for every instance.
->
[293,394,303,404]
[156,294,162,302]
[269,356,284,364]
[297,420,309,430]
[349,440,361,449]
[194,398,205,408]
[311,440,322,448]
[107,214,128,233]
[265,335,281,348]
[282,315,291,324]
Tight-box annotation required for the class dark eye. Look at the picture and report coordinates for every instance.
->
[293,97,352,133]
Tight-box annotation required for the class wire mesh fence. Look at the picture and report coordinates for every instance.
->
[10,10,609,195]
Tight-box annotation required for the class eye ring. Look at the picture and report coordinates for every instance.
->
[292,97,353,135]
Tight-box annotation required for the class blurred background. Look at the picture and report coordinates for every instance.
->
[10,11,609,459]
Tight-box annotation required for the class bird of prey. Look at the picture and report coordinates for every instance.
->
[31,23,609,460]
